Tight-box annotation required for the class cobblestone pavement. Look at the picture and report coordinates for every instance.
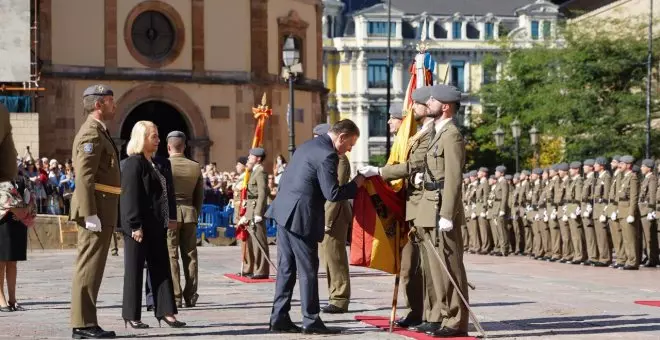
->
[1,246,660,339]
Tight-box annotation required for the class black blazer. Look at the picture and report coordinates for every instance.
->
[120,154,175,236]
[266,134,358,243]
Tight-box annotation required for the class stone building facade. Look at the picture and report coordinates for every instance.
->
[34,0,327,170]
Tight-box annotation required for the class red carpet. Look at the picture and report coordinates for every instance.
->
[354,315,477,340]
[635,300,660,307]
[223,273,275,283]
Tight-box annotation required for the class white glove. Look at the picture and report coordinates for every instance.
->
[550,209,557,220]
[586,204,593,213]
[599,215,607,222]
[414,173,423,185]
[611,212,617,220]
[470,212,477,220]
[582,211,590,218]
[575,206,581,216]
[647,211,656,221]
[471,203,477,210]
[526,205,532,212]
[543,214,549,222]
[84,215,102,232]
[479,212,486,218]
[562,215,568,222]
[626,215,634,223]
[358,166,380,178]
[570,213,576,220]
[562,206,567,213]
[238,216,248,226]
[534,213,539,221]
[498,210,505,217]
[438,217,453,232]
[254,215,263,223]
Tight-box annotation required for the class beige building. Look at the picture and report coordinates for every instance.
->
[32,0,326,171]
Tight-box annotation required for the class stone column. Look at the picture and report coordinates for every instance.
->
[322,16,328,38]
[189,139,213,165]
[351,103,370,171]
[393,56,404,94]
[356,51,367,95]
[464,56,471,93]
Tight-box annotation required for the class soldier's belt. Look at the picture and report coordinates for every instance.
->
[95,183,121,195]
[424,180,444,191]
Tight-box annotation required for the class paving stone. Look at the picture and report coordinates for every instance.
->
[1,247,659,339]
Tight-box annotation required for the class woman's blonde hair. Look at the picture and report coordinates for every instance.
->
[126,120,157,156]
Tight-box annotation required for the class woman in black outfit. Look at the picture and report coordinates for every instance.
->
[120,121,185,329]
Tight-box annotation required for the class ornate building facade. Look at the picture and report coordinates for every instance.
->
[33,0,326,170]
[322,0,561,169]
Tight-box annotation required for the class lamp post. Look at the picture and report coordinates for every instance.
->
[282,35,301,159]
[510,119,521,173]
[493,126,504,149]
[529,125,539,167]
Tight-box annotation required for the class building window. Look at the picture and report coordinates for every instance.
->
[124,1,185,68]
[452,21,462,39]
[434,21,447,39]
[368,106,388,137]
[543,21,552,39]
[466,23,480,39]
[367,59,392,88]
[531,20,539,40]
[485,22,494,40]
[483,63,497,85]
[368,22,395,37]
[450,60,465,92]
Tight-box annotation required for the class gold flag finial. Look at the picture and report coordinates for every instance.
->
[261,93,267,106]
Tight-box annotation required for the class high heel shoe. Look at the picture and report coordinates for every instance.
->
[157,316,186,328]
[124,319,149,329]
[8,302,25,312]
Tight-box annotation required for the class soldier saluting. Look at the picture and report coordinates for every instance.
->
[69,85,120,339]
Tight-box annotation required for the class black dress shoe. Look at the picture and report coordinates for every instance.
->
[269,322,301,333]
[301,324,341,334]
[146,305,154,312]
[620,265,639,270]
[186,293,199,307]
[250,274,269,280]
[592,261,608,267]
[426,327,469,337]
[321,304,346,314]
[72,326,116,339]
[571,260,583,265]
[408,321,442,333]
[238,272,253,277]
[643,263,658,268]
[394,317,422,328]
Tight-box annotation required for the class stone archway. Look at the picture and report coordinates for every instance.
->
[111,82,212,163]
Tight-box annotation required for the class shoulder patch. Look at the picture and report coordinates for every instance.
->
[83,143,93,153]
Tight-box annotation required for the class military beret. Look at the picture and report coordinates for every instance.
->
[428,84,462,103]
[521,170,530,176]
[570,161,582,169]
[513,173,520,180]
[237,156,248,165]
[557,163,569,171]
[633,165,640,173]
[620,155,634,164]
[478,167,489,173]
[533,168,543,175]
[489,175,496,180]
[642,159,655,168]
[83,84,113,98]
[595,157,608,165]
[550,164,557,171]
[469,170,478,177]
[249,147,266,157]
[495,165,507,173]
[583,159,595,167]
[612,155,621,162]
[389,103,403,119]
[167,130,186,140]
[313,123,330,136]
[411,87,431,104]
[505,174,513,181]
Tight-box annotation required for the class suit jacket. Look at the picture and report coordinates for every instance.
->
[69,115,120,228]
[266,134,358,243]
[120,154,175,236]
[169,154,204,223]
[0,105,17,182]
[324,154,352,228]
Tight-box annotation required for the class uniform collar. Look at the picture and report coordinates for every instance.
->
[480,177,487,184]
[434,117,452,135]
[90,116,107,131]
[586,172,594,178]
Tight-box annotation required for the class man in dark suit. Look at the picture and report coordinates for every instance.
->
[267,119,365,335]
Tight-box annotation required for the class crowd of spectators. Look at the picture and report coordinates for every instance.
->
[25,149,288,218]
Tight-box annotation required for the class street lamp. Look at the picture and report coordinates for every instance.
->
[510,118,521,173]
[493,126,505,149]
[529,125,539,167]
[282,35,302,159]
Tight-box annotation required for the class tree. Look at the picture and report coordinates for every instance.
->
[472,15,660,170]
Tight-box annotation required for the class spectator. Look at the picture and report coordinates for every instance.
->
[273,154,287,185]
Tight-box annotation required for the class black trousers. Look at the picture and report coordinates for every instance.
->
[270,224,322,328]
[122,228,177,321]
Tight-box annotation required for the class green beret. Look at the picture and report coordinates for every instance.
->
[478,167,489,173]
[469,170,478,177]
[620,155,634,164]
[557,163,569,171]
[612,155,621,162]
[595,157,608,165]
[521,170,530,176]
[569,161,582,169]
[249,147,266,157]
[583,159,595,167]
[495,165,506,173]
[83,84,113,98]
[642,159,655,168]
[389,103,403,119]
[533,168,543,175]
[411,87,431,104]
[505,174,512,181]
[428,84,462,103]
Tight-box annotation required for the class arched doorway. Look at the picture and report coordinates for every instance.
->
[120,101,192,159]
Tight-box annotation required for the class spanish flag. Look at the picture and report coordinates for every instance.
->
[350,51,435,274]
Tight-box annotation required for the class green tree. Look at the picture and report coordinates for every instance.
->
[472,15,660,169]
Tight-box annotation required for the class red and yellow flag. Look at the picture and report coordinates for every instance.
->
[350,51,435,274]
[236,94,272,241]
